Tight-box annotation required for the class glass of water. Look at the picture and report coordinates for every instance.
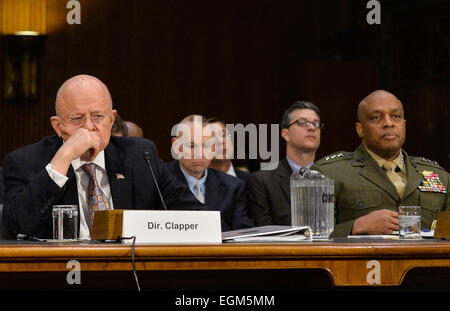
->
[398,206,421,239]
[52,205,79,240]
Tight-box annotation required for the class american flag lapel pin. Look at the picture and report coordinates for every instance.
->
[116,173,125,180]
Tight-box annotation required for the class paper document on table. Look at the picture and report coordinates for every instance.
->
[222,225,312,243]
[347,234,399,240]
[227,235,309,242]
[348,230,435,239]
[420,230,434,238]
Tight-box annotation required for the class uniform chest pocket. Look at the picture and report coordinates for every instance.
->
[348,190,382,209]
[417,191,446,228]
[338,190,382,222]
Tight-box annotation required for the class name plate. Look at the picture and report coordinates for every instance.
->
[91,210,222,244]
[121,210,222,244]
[434,211,450,239]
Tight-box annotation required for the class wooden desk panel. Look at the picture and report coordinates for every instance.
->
[0,240,449,287]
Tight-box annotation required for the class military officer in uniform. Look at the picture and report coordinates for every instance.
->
[312,90,449,237]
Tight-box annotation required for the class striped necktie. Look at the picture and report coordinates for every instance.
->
[82,163,111,229]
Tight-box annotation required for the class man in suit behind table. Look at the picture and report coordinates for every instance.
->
[247,101,323,226]
[2,74,203,239]
[206,117,249,181]
[0,166,4,204]
[312,90,449,237]
[168,115,254,231]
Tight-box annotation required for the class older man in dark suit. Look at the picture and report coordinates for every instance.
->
[247,101,323,226]
[2,75,202,239]
[0,167,3,204]
[169,115,254,231]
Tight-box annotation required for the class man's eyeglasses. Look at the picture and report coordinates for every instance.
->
[286,119,324,130]
[59,113,109,127]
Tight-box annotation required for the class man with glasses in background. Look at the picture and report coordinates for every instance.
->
[2,74,202,239]
[247,101,323,226]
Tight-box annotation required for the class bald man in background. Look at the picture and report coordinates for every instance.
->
[168,115,254,231]
[124,121,144,138]
[2,74,202,239]
[111,116,143,138]
[312,90,449,237]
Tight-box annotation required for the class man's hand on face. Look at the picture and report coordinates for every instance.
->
[65,128,103,162]
[51,128,102,176]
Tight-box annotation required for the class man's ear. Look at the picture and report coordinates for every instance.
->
[50,116,62,137]
[171,137,177,146]
[110,109,117,123]
[170,136,184,160]
[280,128,289,143]
[355,122,363,139]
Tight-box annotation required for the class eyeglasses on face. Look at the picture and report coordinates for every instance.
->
[286,119,324,130]
[59,113,110,127]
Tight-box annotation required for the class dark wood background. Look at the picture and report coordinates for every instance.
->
[1,0,448,171]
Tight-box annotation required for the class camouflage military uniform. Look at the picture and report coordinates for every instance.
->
[312,144,449,237]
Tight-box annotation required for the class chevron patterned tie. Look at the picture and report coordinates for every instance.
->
[82,163,111,230]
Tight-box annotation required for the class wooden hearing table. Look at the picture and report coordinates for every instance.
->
[0,238,449,290]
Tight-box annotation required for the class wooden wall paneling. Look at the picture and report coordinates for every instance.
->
[0,0,447,171]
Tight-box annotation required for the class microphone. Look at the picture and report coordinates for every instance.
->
[143,151,167,210]
[395,166,400,173]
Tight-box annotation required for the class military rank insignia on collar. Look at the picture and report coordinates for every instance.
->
[325,152,344,161]
[418,170,448,193]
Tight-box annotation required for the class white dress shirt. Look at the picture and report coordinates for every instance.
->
[45,151,114,239]
[225,163,237,177]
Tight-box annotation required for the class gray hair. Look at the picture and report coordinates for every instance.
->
[172,114,209,138]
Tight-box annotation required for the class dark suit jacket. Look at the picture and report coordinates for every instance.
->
[235,169,249,181]
[246,157,292,226]
[2,135,202,238]
[167,160,254,231]
[0,166,3,204]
